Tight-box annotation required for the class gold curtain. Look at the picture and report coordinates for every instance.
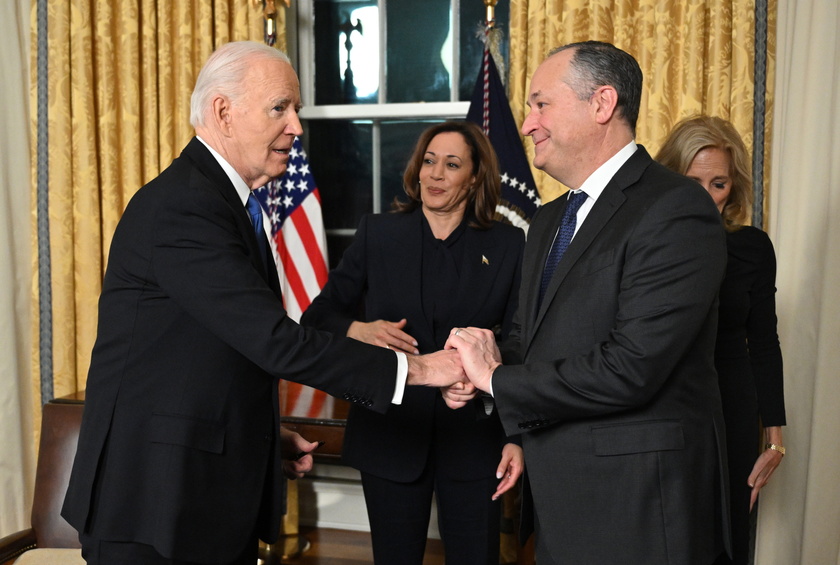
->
[508,0,775,205]
[29,0,286,415]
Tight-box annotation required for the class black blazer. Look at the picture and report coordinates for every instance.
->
[495,147,731,564]
[302,209,524,482]
[62,138,399,563]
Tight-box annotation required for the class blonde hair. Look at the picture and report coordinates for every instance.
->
[656,115,752,231]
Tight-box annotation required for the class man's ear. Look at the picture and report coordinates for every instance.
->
[591,85,619,125]
[210,94,234,135]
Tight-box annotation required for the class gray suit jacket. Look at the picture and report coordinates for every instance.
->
[495,146,731,565]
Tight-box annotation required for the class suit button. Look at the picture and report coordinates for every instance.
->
[364,400,372,407]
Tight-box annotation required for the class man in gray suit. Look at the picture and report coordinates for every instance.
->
[446,41,731,564]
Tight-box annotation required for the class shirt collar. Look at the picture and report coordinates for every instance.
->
[196,136,252,207]
[575,140,638,200]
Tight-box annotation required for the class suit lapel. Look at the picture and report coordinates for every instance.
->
[382,210,430,337]
[445,225,500,328]
[183,138,281,295]
[528,147,652,344]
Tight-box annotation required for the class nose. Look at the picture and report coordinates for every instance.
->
[287,111,304,136]
[431,161,445,180]
[521,108,537,137]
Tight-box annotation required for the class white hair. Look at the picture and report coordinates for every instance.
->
[190,41,291,129]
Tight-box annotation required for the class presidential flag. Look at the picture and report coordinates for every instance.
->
[467,49,540,230]
[254,137,333,418]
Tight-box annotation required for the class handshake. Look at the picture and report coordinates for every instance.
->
[405,327,503,410]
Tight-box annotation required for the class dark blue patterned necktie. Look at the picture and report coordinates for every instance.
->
[538,190,588,307]
[246,193,269,269]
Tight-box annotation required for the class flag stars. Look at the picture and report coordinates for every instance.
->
[501,172,510,185]
[300,163,310,176]
[285,179,296,191]
[286,163,298,177]
[283,195,294,208]
[297,179,308,192]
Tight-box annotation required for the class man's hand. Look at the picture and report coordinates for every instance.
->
[406,349,466,387]
[348,318,419,354]
[445,327,502,393]
[280,428,320,479]
[440,381,477,409]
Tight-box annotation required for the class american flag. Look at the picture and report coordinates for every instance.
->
[254,137,334,419]
[467,49,540,230]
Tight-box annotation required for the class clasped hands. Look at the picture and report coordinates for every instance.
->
[440,327,502,409]
[350,319,501,409]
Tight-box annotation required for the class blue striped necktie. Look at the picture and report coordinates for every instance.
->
[538,190,588,307]
[246,193,269,269]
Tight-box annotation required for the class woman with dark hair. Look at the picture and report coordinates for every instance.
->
[302,121,524,564]
[657,116,787,565]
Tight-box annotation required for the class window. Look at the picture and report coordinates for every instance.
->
[290,0,510,265]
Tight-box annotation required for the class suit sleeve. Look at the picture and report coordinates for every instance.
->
[494,183,726,426]
[747,230,786,426]
[151,179,397,413]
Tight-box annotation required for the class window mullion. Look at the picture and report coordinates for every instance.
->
[372,122,382,214]
[378,0,387,104]
[451,0,460,102]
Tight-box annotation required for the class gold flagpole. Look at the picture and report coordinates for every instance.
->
[484,0,497,28]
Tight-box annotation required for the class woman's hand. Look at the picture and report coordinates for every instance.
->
[440,381,477,409]
[492,443,524,500]
[748,426,785,510]
[348,319,419,354]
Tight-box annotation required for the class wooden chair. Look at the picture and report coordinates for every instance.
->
[0,401,84,564]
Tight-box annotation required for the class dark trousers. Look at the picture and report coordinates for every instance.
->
[360,459,500,565]
[79,533,258,565]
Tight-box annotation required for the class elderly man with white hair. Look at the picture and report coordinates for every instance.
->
[61,41,464,565]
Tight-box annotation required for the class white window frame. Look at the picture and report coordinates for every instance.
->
[288,0,470,216]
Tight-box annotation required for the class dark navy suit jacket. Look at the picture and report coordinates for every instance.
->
[62,138,399,563]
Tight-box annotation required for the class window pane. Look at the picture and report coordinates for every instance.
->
[313,0,379,105]
[304,120,373,232]
[386,0,452,103]
[379,120,442,211]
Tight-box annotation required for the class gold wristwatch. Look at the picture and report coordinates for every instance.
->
[765,443,786,456]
